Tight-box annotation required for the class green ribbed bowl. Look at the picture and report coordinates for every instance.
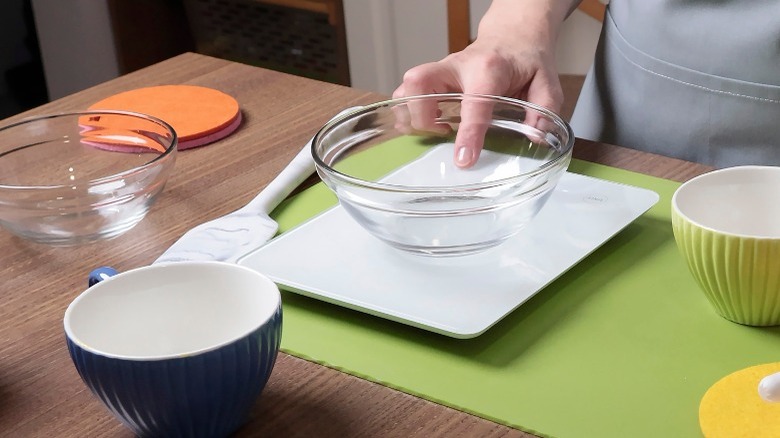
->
[672,166,780,326]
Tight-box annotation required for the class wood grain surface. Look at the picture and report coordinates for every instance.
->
[0,53,713,438]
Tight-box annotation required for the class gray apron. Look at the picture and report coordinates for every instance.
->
[570,1,780,168]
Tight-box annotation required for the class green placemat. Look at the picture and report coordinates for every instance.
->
[269,142,780,437]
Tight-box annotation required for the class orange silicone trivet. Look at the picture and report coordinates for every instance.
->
[88,85,240,142]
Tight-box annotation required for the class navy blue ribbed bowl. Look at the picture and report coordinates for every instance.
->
[66,305,281,437]
[64,262,282,438]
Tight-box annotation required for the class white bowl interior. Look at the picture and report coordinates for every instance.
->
[673,165,780,238]
[64,262,280,359]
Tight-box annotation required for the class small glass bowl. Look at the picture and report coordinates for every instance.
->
[312,94,574,257]
[0,110,177,245]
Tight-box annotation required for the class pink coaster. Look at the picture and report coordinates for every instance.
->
[178,111,242,150]
[80,112,242,153]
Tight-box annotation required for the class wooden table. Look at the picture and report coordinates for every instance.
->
[0,53,713,437]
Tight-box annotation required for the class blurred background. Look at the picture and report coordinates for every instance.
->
[1,0,604,119]
[1,0,48,118]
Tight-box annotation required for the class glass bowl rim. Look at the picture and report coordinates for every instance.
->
[312,93,574,193]
[0,109,178,191]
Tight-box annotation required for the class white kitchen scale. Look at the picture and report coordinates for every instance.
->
[239,147,660,338]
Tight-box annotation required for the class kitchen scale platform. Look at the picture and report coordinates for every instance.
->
[239,148,659,338]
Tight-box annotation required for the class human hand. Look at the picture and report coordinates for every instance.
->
[392,1,568,168]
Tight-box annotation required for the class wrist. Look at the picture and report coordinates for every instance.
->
[476,0,574,48]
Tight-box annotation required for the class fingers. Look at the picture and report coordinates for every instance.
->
[449,57,513,168]
[393,63,456,136]
[525,68,564,115]
[392,48,564,167]
[395,56,507,168]
[454,95,494,168]
[521,72,565,144]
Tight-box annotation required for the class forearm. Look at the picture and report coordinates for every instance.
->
[477,0,582,47]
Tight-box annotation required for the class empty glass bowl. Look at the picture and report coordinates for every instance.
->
[0,111,177,245]
[312,94,574,257]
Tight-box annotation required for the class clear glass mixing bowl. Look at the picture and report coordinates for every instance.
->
[312,94,574,256]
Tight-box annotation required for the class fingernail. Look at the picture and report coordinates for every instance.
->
[455,146,473,167]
